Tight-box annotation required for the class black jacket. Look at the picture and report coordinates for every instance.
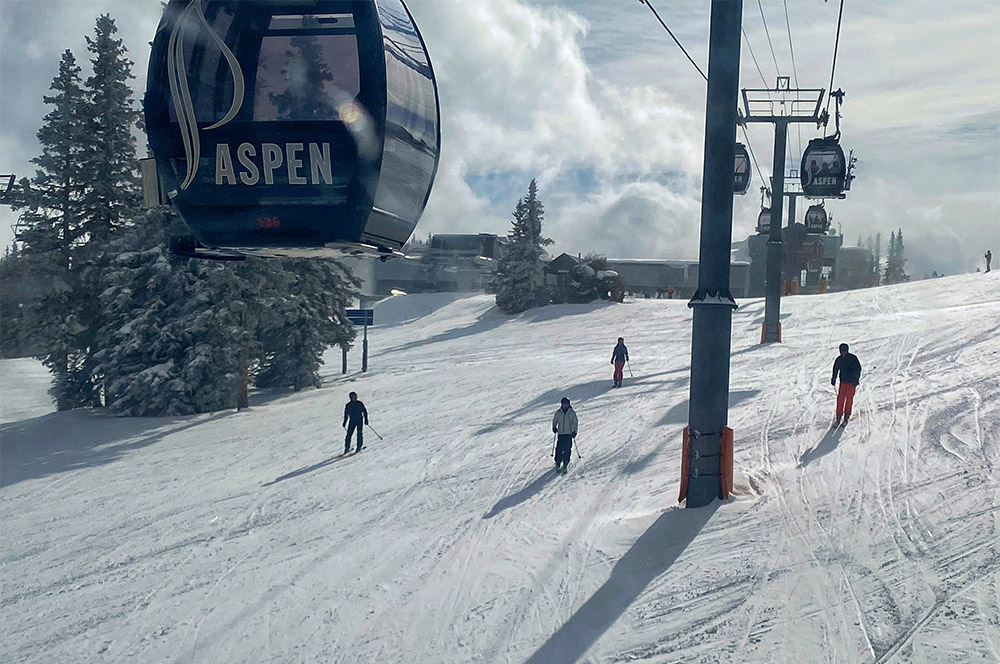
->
[832,353,862,385]
[611,343,629,363]
[343,400,369,426]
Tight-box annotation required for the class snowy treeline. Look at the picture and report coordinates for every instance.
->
[0,14,359,415]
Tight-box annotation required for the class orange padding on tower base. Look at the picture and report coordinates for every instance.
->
[721,427,734,499]
[678,427,691,503]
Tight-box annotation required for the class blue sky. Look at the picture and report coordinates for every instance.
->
[2,0,998,276]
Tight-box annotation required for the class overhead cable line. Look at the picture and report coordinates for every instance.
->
[638,0,707,82]
[825,0,846,117]
[638,0,768,193]
[756,0,782,77]
[741,26,770,88]
[740,123,768,195]
[782,0,803,162]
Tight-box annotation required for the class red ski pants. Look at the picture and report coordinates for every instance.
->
[836,382,857,418]
[613,361,626,383]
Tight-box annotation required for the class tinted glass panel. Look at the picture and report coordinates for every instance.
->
[373,0,439,220]
[254,30,360,121]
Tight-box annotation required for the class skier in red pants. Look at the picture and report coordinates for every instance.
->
[611,337,629,388]
[831,343,862,426]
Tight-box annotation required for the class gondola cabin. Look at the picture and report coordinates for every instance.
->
[734,143,751,195]
[756,207,770,234]
[804,204,829,234]
[800,137,847,199]
[144,0,441,258]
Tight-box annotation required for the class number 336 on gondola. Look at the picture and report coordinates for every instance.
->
[144,0,441,259]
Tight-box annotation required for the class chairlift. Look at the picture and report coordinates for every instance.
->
[804,203,829,233]
[734,143,751,195]
[756,207,770,234]
[145,0,441,259]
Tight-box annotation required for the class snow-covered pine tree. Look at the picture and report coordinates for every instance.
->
[9,50,97,408]
[254,259,359,391]
[80,14,141,243]
[96,209,256,416]
[493,179,552,314]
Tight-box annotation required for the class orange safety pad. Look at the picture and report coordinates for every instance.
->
[678,427,691,503]
[720,427,734,499]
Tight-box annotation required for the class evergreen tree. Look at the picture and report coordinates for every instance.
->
[80,14,141,242]
[15,50,88,261]
[884,228,910,284]
[493,179,552,314]
[9,50,96,408]
[871,232,882,286]
[96,210,271,415]
[255,259,359,391]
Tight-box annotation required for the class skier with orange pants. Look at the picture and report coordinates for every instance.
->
[831,343,862,426]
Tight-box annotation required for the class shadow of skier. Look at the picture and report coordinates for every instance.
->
[262,455,350,486]
[798,425,845,468]
[522,502,719,664]
[482,469,558,519]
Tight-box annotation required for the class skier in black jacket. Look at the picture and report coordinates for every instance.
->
[831,343,862,425]
[342,392,369,454]
[611,337,629,388]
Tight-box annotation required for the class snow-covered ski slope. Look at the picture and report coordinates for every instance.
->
[2,273,998,664]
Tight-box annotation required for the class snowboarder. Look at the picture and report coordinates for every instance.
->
[611,337,629,388]
[830,343,862,425]
[552,397,578,474]
[986,249,992,273]
[342,391,369,454]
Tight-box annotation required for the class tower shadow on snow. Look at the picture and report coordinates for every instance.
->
[477,371,686,436]
[523,502,719,664]
[798,425,845,468]
[657,389,761,427]
[384,302,612,355]
[482,470,558,519]
[0,410,231,488]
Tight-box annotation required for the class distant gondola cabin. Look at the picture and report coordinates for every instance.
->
[804,204,829,234]
[734,143,751,195]
[800,137,847,199]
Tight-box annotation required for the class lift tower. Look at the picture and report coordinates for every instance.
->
[742,78,827,342]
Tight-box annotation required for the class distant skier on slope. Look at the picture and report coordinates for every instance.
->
[831,343,862,426]
[611,337,629,388]
[552,397,578,474]
[986,249,992,273]
[343,391,369,454]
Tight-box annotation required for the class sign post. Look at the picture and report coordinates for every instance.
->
[346,309,375,373]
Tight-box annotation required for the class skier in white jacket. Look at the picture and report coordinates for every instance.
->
[551,397,578,474]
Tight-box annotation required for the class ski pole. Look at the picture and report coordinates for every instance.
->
[626,360,633,377]
[366,424,384,440]
[551,433,557,457]
[574,438,583,459]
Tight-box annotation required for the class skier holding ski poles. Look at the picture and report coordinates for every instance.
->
[611,337,629,388]
[552,397,578,475]
[342,391,369,454]
[831,343,862,426]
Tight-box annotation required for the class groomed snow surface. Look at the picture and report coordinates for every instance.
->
[2,273,998,663]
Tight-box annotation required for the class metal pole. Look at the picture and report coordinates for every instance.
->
[362,324,369,372]
[685,0,742,509]
[342,344,348,374]
[763,120,787,343]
